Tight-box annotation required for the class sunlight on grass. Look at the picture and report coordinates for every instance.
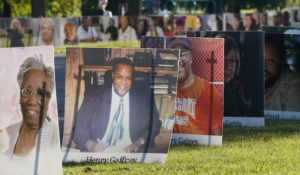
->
[63,119,300,174]
[54,41,141,54]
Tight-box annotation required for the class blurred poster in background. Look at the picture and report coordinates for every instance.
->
[32,18,61,46]
[263,28,300,119]
[0,18,32,48]
[142,36,224,145]
[189,31,265,127]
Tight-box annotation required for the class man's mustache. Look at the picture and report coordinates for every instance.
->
[265,70,271,76]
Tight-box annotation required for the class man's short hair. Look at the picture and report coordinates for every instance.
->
[81,17,90,25]
[112,57,134,74]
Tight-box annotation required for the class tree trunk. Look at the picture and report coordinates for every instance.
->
[216,0,223,14]
[31,0,45,17]
[3,0,11,17]
[126,0,140,15]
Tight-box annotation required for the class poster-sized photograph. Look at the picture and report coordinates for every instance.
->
[62,47,179,163]
[0,18,32,48]
[185,15,208,32]
[141,36,224,145]
[223,13,234,31]
[264,33,300,119]
[32,18,61,46]
[173,15,186,36]
[99,16,119,42]
[190,31,265,126]
[0,46,62,175]
[148,16,165,37]
[241,13,259,31]
[77,16,119,43]
[267,10,299,27]
[60,17,80,45]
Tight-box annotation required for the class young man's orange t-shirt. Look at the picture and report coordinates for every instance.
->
[173,76,223,135]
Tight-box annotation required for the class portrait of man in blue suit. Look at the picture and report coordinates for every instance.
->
[73,57,162,153]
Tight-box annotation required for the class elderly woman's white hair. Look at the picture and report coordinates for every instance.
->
[17,55,55,93]
[40,18,54,29]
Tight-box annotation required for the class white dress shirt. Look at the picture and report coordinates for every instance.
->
[102,85,132,152]
[77,26,98,41]
[118,26,137,42]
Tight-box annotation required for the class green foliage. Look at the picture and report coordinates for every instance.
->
[6,0,31,17]
[63,119,300,174]
[45,0,81,17]
[0,0,81,17]
[54,41,141,54]
[81,0,102,16]
[286,0,300,7]
[0,1,3,16]
[224,0,287,12]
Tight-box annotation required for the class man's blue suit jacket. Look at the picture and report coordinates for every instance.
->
[73,82,162,153]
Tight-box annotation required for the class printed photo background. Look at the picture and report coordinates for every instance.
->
[0,46,62,175]
[117,16,139,42]
[241,13,259,31]
[32,18,61,46]
[174,15,186,36]
[62,47,178,163]
[0,11,298,48]
[141,36,224,145]
[60,17,80,45]
[267,10,299,27]
[207,14,218,31]
[135,17,151,40]
[0,46,58,128]
[186,15,209,31]
[191,31,265,126]
[87,16,119,42]
[223,13,234,31]
[149,16,165,37]
[258,13,268,29]
[264,33,300,119]
[0,18,32,48]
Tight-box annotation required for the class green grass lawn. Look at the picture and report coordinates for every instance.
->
[54,41,141,54]
[63,119,300,175]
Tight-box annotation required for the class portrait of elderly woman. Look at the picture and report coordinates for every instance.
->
[0,55,62,175]
[34,18,56,46]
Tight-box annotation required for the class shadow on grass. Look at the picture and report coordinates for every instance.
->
[168,119,300,150]
[63,161,132,173]
[62,119,300,167]
[222,118,300,142]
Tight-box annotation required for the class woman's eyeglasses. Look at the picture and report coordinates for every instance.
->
[20,88,51,102]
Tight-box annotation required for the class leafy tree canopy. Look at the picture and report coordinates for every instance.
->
[0,0,81,17]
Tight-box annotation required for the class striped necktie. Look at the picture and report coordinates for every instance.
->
[106,99,124,146]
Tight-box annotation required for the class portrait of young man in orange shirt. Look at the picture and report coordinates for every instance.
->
[168,38,223,136]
